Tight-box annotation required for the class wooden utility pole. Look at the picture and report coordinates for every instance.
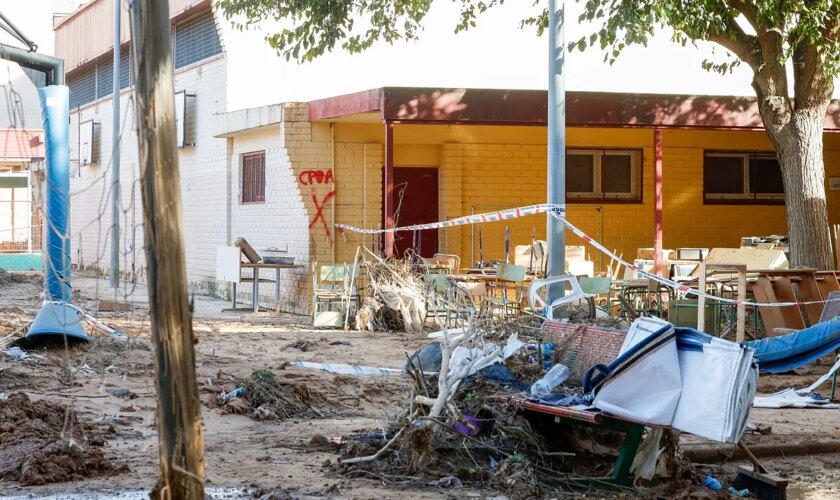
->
[129,1,205,498]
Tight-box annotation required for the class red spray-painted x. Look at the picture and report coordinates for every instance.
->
[309,189,336,243]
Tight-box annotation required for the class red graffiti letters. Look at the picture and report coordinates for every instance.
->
[299,169,334,186]
[309,189,336,243]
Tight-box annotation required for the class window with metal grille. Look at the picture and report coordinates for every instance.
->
[241,151,265,204]
[566,149,642,202]
[68,67,96,109]
[704,152,784,204]
[95,59,113,100]
[119,46,131,89]
[173,12,222,69]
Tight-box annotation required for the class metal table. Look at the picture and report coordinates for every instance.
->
[233,263,304,313]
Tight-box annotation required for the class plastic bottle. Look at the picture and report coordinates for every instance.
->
[530,363,570,397]
[541,342,554,370]
[702,475,722,491]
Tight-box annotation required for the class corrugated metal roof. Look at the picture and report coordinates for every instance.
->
[0,129,45,160]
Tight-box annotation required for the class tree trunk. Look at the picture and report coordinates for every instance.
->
[765,108,833,270]
[129,0,206,498]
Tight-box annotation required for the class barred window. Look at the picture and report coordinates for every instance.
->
[68,67,96,109]
[173,12,222,69]
[241,151,265,204]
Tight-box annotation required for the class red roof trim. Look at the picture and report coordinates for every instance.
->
[307,87,840,131]
[308,89,381,121]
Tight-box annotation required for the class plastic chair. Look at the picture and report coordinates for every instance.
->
[311,262,359,327]
[483,263,527,317]
[432,253,461,274]
[528,274,591,320]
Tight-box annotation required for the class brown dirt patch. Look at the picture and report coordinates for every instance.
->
[0,392,128,486]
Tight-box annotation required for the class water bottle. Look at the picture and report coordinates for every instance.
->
[541,342,554,370]
[530,363,570,397]
[702,475,722,491]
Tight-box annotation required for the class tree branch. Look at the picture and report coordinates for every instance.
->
[707,16,761,68]
[793,42,834,111]
[726,0,760,34]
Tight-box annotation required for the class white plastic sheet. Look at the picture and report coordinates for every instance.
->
[754,388,840,409]
[671,336,757,443]
[592,318,757,443]
[593,317,683,426]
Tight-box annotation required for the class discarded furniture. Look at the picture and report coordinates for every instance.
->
[675,247,709,261]
[311,262,360,327]
[514,240,547,274]
[431,253,460,274]
[701,247,789,272]
[751,269,840,334]
[565,245,594,277]
[216,243,303,313]
[482,263,527,317]
[698,263,747,342]
[637,247,674,261]
[422,272,471,330]
[587,317,757,443]
[543,319,625,383]
[616,279,673,319]
[520,400,644,487]
[528,274,590,320]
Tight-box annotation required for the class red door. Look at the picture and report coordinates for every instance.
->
[392,167,439,258]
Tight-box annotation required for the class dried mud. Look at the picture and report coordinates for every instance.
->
[0,392,128,486]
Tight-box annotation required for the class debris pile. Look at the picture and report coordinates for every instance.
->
[215,369,330,421]
[331,317,645,496]
[0,392,128,486]
[0,269,34,286]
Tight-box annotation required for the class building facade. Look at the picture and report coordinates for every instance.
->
[55,1,840,314]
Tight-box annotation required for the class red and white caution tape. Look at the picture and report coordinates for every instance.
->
[334,202,836,309]
[335,203,564,234]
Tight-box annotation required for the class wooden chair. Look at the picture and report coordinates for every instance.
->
[483,263,527,317]
[311,262,359,327]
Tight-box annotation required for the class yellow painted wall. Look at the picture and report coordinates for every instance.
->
[309,116,840,278]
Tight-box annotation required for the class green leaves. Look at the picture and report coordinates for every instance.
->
[217,0,840,88]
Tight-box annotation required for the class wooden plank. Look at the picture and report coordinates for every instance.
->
[771,277,806,330]
[817,272,840,298]
[798,274,825,326]
[751,277,786,335]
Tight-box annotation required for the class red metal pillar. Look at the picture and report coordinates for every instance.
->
[384,122,395,256]
[653,128,664,276]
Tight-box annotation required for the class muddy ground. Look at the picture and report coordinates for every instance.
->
[1,274,839,499]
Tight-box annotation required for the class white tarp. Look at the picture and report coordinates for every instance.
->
[593,317,682,426]
[754,388,840,409]
[592,318,757,443]
[671,335,757,443]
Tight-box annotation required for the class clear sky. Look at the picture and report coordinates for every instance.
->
[222,0,791,109]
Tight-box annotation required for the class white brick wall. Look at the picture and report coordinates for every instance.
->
[229,125,310,314]
[68,57,229,297]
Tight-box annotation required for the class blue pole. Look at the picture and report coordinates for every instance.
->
[38,85,72,303]
[547,0,566,301]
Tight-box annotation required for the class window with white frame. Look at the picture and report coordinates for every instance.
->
[704,152,784,204]
[566,149,642,202]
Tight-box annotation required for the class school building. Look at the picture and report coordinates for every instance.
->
[54,0,840,314]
